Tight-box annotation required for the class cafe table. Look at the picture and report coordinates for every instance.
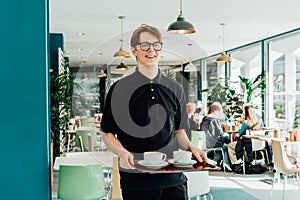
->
[54,151,115,171]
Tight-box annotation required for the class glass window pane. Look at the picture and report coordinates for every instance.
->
[273,95,285,119]
[272,55,285,92]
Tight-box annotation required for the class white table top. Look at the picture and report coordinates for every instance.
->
[53,151,116,171]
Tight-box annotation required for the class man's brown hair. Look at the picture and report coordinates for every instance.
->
[130,24,162,48]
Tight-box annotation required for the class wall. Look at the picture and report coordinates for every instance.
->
[0,0,50,199]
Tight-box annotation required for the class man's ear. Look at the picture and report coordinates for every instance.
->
[131,47,137,56]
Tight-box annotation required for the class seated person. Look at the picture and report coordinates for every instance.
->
[186,103,199,140]
[200,104,231,171]
[228,104,262,170]
[211,102,230,129]
[194,100,204,117]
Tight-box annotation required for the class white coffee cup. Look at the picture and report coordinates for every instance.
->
[173,150,192,164]
[144,152,167,165]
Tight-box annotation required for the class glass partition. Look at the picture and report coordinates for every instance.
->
[228,44,263,114]
[267,31,300,129]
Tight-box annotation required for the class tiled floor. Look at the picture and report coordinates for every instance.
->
[52,170,300,200]
[209,170,300,200]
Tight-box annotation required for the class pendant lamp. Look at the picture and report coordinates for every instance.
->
[113,16,131,58]
[216,23,231,62]
[184,43,196,72]
[116,60,129,70]
[98,53,107,78]
[167,0,195,34]
[98,70,107,78]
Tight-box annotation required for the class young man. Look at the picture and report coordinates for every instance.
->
[101,24,207,200]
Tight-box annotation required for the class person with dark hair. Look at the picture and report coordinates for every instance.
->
[101,24,207,200]
[228,104,262,170]
[200,104,231,171]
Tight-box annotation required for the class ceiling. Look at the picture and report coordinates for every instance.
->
[50,0,300,70]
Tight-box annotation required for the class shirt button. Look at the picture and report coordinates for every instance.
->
[152,96,155,99]
[150,80,153,83]
[151,88,154,92]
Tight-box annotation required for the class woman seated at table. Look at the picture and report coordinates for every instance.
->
[200,104,231,171]
[228,104,262,170]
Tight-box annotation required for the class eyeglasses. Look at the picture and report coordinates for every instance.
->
[137,42,163,51]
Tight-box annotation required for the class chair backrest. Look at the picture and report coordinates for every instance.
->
[271,138,295,173]
[58,164,106,200]
[78,136,84,152]
[75,129,98,151]
[183,171,210,198]
[81,117,95,127]
[251,139,265,151]
[249,130,266,151]
[191,131,206,150]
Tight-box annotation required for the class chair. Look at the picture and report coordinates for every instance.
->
[58,164,106,200]
[269,138,300,200]
[242,131,269,175]
[81,117,95,127]
[192,130,226,172]
[75,128,100,152]
[78,136,84,152]
[183,171,213,200]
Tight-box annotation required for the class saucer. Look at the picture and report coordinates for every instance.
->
[168,159,197,167]
[137,160,169,170]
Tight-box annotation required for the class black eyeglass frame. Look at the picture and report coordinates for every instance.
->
[136,42,163,51]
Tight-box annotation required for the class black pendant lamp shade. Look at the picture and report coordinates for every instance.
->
[167,13,195,34]
[167,0,195,34]
[116,62,128,70]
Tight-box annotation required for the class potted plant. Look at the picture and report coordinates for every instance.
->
[239,71,266,104]
[202,71,266,119]
[50,67,77,159]
[202,77,244,118]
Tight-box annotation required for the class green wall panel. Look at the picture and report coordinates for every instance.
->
[0,0,50,199]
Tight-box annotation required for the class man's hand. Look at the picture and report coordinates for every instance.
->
[189,145,208,163]
[119,150,135,169]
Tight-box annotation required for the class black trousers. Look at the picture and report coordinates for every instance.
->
[121,182,188,200]
[235,137,253,163]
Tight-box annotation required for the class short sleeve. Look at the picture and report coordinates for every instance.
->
[100,84,118,134]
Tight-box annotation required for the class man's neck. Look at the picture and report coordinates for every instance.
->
[137,64,158,79]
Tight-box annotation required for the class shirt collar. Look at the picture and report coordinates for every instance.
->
[133,67,162,83]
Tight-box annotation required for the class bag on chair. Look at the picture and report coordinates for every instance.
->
[235,163,266,174]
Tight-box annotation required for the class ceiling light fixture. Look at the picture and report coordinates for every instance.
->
[184,43,196,72]
[98,53,107,78]
[167,0,195,34]
[113,16,131,58]
[116,59,129,70]
[98,70,107,78]
[216,23,231,62]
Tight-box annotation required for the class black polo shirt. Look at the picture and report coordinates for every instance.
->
[101,68,189,190]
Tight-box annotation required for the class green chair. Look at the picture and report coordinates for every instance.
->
[192,130,226,172]
[75,129,99,152]
[81,117,95,127]
[58,164,106,200]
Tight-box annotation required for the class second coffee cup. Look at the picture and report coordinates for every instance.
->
[144,152,167,165]
[173,150,192,164]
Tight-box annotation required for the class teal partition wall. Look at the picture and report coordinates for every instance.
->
[0,0,50,199]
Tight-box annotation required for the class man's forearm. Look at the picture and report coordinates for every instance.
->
[175,129,194,150]
[102,132,128,157]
